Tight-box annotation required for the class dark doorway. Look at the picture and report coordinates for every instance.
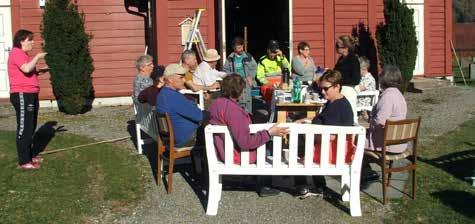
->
[224,0,290,60]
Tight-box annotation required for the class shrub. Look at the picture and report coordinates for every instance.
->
[41,0,94,114]
[376,0,418,91]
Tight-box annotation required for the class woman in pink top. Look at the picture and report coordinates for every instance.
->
[362,65,407,184]
[8,29,47,170]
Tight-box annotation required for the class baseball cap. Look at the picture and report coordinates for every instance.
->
[164,63,188,77]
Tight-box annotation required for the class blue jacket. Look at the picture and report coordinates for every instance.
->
[156,87,203,146]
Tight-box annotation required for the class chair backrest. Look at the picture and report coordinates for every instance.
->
[205,123,366,171]
[356,90,380,112]
[383,117,421,146]
[156,112,174,147]
[179,89,205,110]
[134,100,159,140]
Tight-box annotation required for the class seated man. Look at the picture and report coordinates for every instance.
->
[181,50,220,92]
[194,49,227,108]
[156,63,209,147]
[132,55,154,99]
[193,49,227,89]
[256,40,290,104]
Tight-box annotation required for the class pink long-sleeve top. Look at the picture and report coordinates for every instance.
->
[365,87,408,153]
[208,97,271,164]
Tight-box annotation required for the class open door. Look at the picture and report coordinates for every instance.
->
[221,0,290,61]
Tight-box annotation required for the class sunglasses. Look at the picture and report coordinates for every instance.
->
[321,85,334,92]
[335,43,345,49]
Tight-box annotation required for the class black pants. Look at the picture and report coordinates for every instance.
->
[10,93,40,165]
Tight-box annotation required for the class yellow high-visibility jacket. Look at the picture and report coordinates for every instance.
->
[256,55,290,85]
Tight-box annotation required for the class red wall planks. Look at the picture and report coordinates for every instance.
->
[12,0,146,99]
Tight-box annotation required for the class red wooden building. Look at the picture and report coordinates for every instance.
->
[0,0,452,100]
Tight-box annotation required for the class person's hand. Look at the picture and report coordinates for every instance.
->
[210,82,220,90]
[36,52,47,59]
[268,123,289,137]
[359,84,366,91]
[38,66,49,74]
[246,76,253,86]
[204,92,211,100]
[275,49,283,57]
[294,118,311,124]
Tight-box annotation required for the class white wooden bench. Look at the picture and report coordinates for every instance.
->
[356,90,379,112]
[204,123,366,216]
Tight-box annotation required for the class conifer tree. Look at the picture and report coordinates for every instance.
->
[376,0,418,91]
[41,0,94,114]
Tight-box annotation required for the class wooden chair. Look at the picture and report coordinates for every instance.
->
[365,117,421,205]
[156,112,193,193]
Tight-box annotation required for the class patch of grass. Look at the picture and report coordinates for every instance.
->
[386,119,475,223]
[0,131,146,223]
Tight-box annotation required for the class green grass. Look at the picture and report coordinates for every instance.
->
[386,119,475,223]
[0,131,146,223]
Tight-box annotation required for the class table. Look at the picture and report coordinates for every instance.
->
[275,102,323,123]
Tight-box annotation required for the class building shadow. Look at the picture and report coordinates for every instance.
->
[33,121,67,153]
[418,148,475,184]
[352,22,379,86]
[431,190,475,219]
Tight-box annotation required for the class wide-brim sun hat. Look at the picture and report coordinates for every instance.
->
[203,49,221,62]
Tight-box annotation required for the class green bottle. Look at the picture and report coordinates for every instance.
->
[292,77,301,103]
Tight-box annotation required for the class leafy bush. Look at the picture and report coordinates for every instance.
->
[41,0,94,114]
[376,0,418,91]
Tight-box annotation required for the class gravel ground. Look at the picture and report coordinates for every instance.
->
[0,85,474,223]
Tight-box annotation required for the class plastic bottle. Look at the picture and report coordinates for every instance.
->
[292,77,301,103]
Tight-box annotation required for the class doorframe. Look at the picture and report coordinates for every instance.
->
[403,0,425,76]
[0,0,12,98]
[219,0,293,64]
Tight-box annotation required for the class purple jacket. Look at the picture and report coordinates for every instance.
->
[209,97,270,164]
[365,87,408,153]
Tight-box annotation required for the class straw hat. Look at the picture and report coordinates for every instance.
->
[202,49,221,62]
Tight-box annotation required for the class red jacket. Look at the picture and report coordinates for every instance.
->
[209,97,270,164]
[137,86,160,106]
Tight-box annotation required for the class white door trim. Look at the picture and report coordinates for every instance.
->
[0,0,11,7]
[220,0,226,65]
[288,0,293,60]
[220,0,293,61]
[404,1,425,75]
[0,5,12,98]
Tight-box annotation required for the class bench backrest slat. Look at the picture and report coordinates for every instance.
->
[256,144,266,168]
[304,133,315,168]
[288,131,299,168]
[320,133,330,168]
[272,136,283,168]
[336,133,347,168]
[224,128,233,167]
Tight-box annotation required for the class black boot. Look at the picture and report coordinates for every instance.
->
[256,176,280,197]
